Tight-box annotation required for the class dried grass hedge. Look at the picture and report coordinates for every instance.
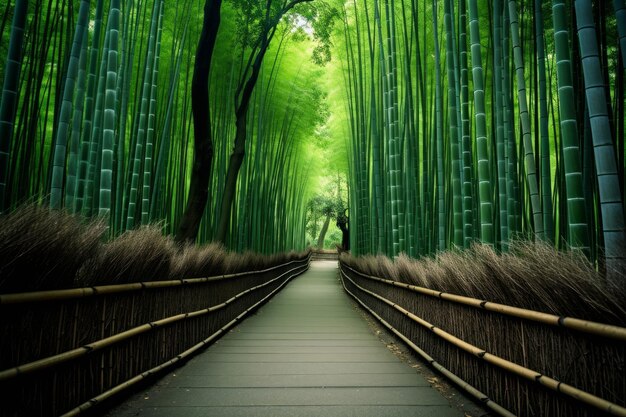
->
[0,205,308,292]
[0,205,105,292]
[342,241,626,324]
[340,242,626,417]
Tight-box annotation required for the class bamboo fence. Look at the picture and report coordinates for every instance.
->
[0,255,310,416]
[340,261,626,417]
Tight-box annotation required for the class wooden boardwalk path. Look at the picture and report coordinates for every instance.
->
[109,261,463,417]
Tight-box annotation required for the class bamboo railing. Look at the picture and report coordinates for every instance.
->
[340,261,626,417]
[0,255,310,417]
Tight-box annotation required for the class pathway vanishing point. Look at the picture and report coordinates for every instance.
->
[108,261,464,417]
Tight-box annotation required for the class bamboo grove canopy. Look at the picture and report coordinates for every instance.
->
[0,0,331,254]
[0,0,625,271]
[332,0,626,274]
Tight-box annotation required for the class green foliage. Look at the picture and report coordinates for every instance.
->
[330,0,625,273]
[0,0,624,271]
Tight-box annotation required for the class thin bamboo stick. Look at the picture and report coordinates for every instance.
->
[340,263,626,341]
[0,263,308,381]
[0,255,310,305]
[341,270,626,417]
[59,264,307,417]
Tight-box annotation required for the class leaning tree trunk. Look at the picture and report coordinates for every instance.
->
[175,0,222,243]
[215,0,313,246]
[317,213,331,248]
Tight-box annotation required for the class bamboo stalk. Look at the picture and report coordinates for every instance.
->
[0,255,310,305]
[341,269,626,417]
[0,263,308,381]
[59,263,307,417]
[340,262,626,341]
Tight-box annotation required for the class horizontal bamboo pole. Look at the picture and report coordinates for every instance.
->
[340,262,626,341]
[60,264,308,417]
[339,274,516,417]
[341,270,626,417]
[0,263,308,381]
[0,255,310,305]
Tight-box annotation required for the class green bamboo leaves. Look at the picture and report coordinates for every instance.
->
[0,0,27,212]
[337,0,626,266]
[2,0,626,272]
[1,0,321,254]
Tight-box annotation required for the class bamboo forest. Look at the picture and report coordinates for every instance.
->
[1,1,626,417]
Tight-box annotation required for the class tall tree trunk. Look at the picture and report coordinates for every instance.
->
[175,0,222,243]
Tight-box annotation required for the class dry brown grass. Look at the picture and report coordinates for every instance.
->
[342,241,626,325]
[0,205,310,292]
[0,205,105,292]
[78,226,177,285]
[169,242,228,278]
